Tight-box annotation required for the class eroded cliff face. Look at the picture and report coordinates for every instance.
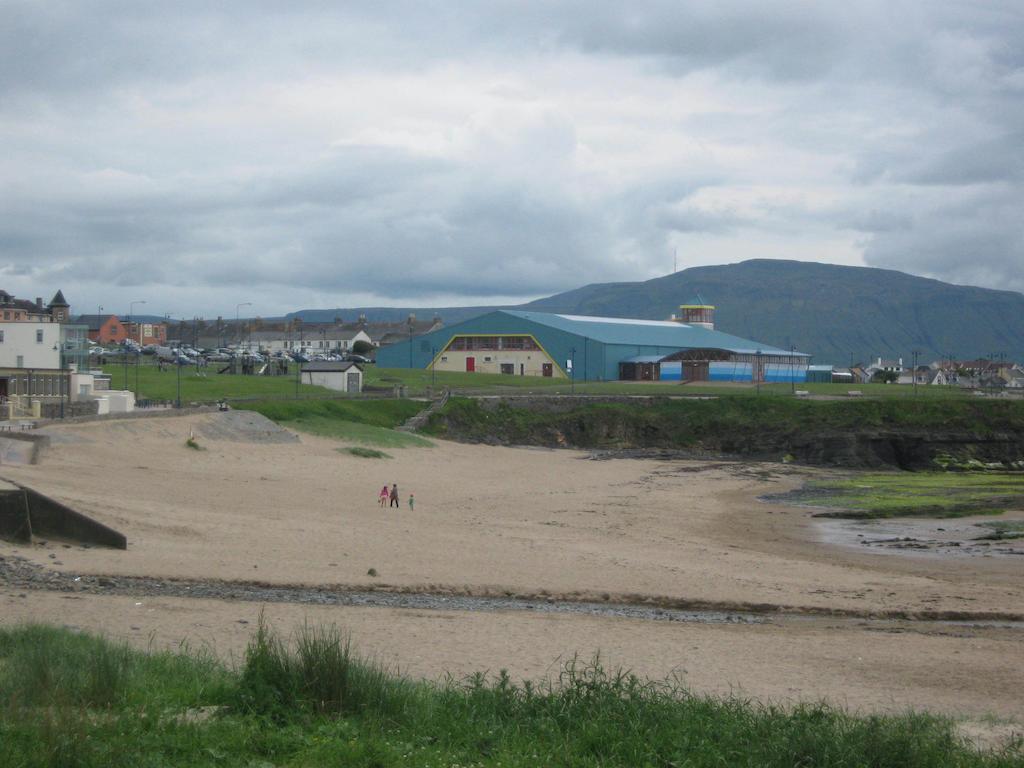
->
[424,397,1024,470]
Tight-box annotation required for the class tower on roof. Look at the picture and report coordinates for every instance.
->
[48,289,70,322]
[678,294,715,330]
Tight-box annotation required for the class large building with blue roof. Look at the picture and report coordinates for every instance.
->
[376,298,809,383]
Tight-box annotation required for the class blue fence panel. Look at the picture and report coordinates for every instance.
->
[660,361,682,381]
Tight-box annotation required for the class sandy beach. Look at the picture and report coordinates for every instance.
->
[2,411,1022,727]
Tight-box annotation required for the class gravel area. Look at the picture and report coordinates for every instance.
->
[0,552,760,625]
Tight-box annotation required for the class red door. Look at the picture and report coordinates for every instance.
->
[466,356,475,372]
[542,363,552,377]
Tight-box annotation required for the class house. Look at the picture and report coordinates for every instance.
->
[234,326,373,356]
[865,357,904,381]
[0,316,65,410]
[0,290,70,323]
[76,314,129,344]
[300,361,363,392]
[123,321,168,346]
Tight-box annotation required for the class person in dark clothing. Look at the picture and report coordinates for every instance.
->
[389,483,399,508]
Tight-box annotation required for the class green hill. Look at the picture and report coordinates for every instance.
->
[521,260,1024,364]
[290,260,1024,363]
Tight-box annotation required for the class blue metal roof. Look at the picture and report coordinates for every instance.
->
[499,310,808,357]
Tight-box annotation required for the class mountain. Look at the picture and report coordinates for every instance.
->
[290,260,1024,363]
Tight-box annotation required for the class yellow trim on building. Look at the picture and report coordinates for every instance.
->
[427,333,569,378]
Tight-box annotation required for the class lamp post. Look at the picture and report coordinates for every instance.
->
[407,313,416,369]
[756,349,762,395]
[912,349,920,397]
[127,300,145,393]
[790,345,796,395]
[97,305,103,345]
[431,347,437,388]
[235,302,252,351]
[53,343,66,419]
[570,347,576,395]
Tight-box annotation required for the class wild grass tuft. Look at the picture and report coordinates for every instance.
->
[236,615,419,721]
[342,446,392,459]
[1,621,1019,767]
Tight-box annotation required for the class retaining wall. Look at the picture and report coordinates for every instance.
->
[0,483,126,549]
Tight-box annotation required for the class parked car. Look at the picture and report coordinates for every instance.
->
[344,354,372,364]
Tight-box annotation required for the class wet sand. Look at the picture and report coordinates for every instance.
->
[1,412,1022,727]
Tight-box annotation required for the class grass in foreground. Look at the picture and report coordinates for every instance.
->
[798,472,1024,519]
[235,399,433,448]
[1,621,1019,767]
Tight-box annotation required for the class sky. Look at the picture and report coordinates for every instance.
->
[2,1,1022,319]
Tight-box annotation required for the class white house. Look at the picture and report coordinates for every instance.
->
[0,320,66,408]
[237,327,373,355]
[865,357,905,378]
[0,321,61,370]
[300,361,363,393]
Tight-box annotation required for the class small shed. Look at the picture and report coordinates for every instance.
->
[301,361,363,393]
[806,365,834,384]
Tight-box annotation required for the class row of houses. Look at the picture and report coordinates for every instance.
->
[809,357,1024,390]
[75,311,446,357]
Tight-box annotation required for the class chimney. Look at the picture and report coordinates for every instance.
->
[36,297,43,309]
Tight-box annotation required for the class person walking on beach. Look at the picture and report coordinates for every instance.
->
[378,485,389,508]
[389,483,399,508]
[408,493,415,511]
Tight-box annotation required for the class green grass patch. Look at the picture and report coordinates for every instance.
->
[343,446,392,459]
[797,472,1024,519]
[975,520,1024,541]
[102,361,334,402]
[1,621,1018,767]
[235,398,433,448]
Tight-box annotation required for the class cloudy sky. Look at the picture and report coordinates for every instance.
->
[2,1,1022,318]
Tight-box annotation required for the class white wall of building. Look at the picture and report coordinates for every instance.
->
[302,368,363,392]
[0,321,61,369]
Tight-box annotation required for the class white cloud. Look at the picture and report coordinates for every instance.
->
[0,1,1021,316]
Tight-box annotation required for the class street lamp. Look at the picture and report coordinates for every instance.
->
[756,349,762,395]
[235,302,252,350]
[53,343,66,419]
[407,313,416,369]
[570,347,576,395]
[790,345,796,395]
[127,300,145,393]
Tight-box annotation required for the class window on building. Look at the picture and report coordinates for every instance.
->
[36,329,44,343]
[447,335,539,352]
[0,330,4,343]
[3,311,9,319]
[16,356,23,368]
